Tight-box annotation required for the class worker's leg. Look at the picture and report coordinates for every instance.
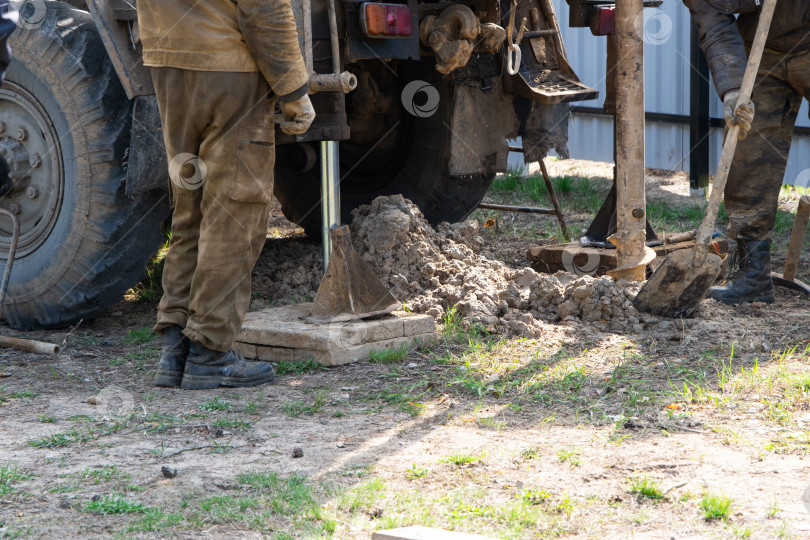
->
[150,67,209,386]
[709,51,801,305]
[724,52,801,242]
[180,71,275,353]
[152,67,207,334]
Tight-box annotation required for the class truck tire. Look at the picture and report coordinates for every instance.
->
[273,60,495,237]
[1,3,168,330]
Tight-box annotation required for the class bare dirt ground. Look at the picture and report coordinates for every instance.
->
[1,159,810,539]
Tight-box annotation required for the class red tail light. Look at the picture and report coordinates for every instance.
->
[360,3,413,38]
[590,6,615,36]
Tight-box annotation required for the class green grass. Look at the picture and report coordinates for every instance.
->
[124,327,154,345]
[628,475,664,501]
[646,200,705,232]
[405,464,429,480]
[369,344,410,364]
[38,414,56,423]
[440,452,484,466]
[129,241,168,302]
[211,417,253,430]
[339,478,386,513]
[0,463,31,496]
[700,492,733,521]
[80,465,129,484]
[274,358,322,375]
[84,494,152,515]
[29,433,70,449]
[557,448,582,467]
[198,397,232,412]
[7,389,38,399]
[520,446,541,460]
[282,391,327,417]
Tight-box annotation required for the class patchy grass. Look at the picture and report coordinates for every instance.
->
[440,452,485,467]
[124,327,154,345]
[369,344,410,364]
[84,494,152,515]
[0,463,31,496]
[557,448,582,467]
[198,397,232,412]
[274,358,323,375]
[700,492,733,521]
[405,464,429,480]
[628,475,664,501]
[282,391,327,417]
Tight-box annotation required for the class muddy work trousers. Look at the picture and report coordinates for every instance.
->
[725,48,810,241]
[152,68,275,352]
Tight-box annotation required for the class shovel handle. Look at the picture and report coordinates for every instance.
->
[696,0,777,245]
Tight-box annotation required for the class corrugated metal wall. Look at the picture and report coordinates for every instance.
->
[511,1,810,186]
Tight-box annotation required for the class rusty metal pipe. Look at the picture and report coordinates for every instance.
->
[309,72,357,94]
[608,0,652,281]
[0,336,61,355]
[539,159,569,240]
[478,203,558,215]
[327,0,340,75]
[784,195,810,282]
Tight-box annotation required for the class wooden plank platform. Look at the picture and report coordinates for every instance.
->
[234,303,435,367]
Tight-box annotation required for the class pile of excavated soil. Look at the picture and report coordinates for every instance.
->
[350,195,692,336]
[253,195,724,337]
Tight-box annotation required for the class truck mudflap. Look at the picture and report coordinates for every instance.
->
[445,53,571,176]
[125,96,169,197]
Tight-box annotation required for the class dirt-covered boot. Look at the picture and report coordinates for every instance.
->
[707,239,775,305]
[154,325,190,387]
[180,340,276,390]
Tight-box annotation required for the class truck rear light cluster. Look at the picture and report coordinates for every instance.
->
[360,2,413,38]
[590,6,616,36]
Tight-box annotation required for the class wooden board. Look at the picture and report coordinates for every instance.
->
[235,303,435,367]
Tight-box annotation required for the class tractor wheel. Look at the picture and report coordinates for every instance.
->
[1,3,168,329]
[273,59,495,238]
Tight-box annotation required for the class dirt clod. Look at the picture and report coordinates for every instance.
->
[292,447,304,458]
[161,466,178,479]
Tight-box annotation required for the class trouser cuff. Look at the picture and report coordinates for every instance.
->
[183,327,231,353]
[154,311,189,335]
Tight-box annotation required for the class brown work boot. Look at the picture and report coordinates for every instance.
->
[154,325,190,387]
[707,239,775,305]
[180,340,275,390]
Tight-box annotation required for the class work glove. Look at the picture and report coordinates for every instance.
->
[279,94,315,135]
[723,90,755,141]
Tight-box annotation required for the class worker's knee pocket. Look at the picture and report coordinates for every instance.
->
[231,105,275,204]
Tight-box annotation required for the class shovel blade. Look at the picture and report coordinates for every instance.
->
[633,247,723,319]
[308,225,399,323]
